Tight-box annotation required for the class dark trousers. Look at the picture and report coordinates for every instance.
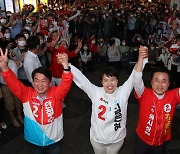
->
[0,97,4,122]
[26,141,61,154]
[134,134,168,154]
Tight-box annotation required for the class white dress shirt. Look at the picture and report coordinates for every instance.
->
[23,50,42,84]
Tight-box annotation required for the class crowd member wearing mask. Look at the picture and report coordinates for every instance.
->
[79,44,93,71]
[0,17,7,30]
[0,27,15,51]
[48,31,82,85]
[156,44,169,68]
[113,13,125,42]
[6,13,23,39]
[102,13,112,43]
[107,39,121,69]
[87,34,98,62]
[132,34,145,47]
[89,16,99,36]
[126,13,137,45]
[128,45,139,72]
[12,34,30,86]
[118,40,130,69]
[147,43,159,68]
[97,38,107,63]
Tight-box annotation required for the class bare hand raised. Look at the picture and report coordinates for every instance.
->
[0,48,9,72]
[56,53,69,69]
[139,46,148,59]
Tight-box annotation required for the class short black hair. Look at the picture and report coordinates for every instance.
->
[32,67,52,82]
[27,36,40,50]
[100,67,119,82]
[15,33,26,40]
[109,39,115,46]
[36,32,44,39]
[1,27,10,34]
[151,67,171,82]
[20,29,31,36]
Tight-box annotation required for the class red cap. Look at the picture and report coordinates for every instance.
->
[168,48,178,54]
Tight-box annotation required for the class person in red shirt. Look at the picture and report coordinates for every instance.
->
[47,30,82,86]
[87,34,98,62]
[133,46,180,154]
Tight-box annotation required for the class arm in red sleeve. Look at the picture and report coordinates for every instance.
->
[54,71,73,100]
[1,69,31,102]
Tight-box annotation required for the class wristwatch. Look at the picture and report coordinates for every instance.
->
[63,66,71,71]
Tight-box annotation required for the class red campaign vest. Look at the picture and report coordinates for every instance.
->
[135,88,180,146]
[30,96,62,125]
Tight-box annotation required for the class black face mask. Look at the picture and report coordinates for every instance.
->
[20,47,27,53]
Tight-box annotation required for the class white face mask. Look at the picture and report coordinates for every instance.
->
[91,40,95,44]
[25,26,31,31]
[24,34,29,39]
[122,42,126,46]
[117,13,121,16]
[0,19,6,24]
[134,48,138,51]
[83,46,88,50]
[137,37,141,41]
[150,47,155,50]
[130,15,133,18]
[4,33,11,39]
[18,40,26,47]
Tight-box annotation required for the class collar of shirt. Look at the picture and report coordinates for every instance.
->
[27,50,38,58]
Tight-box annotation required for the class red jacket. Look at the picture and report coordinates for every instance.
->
[49,46,77,78]
[2,68,73,146]
[135,88,180,146]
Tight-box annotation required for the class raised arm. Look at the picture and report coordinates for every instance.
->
[120,46,148,97]
[133,46,148,98]
[55,53,73,99]
[0,48,28,101]
[57,53,96,98]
